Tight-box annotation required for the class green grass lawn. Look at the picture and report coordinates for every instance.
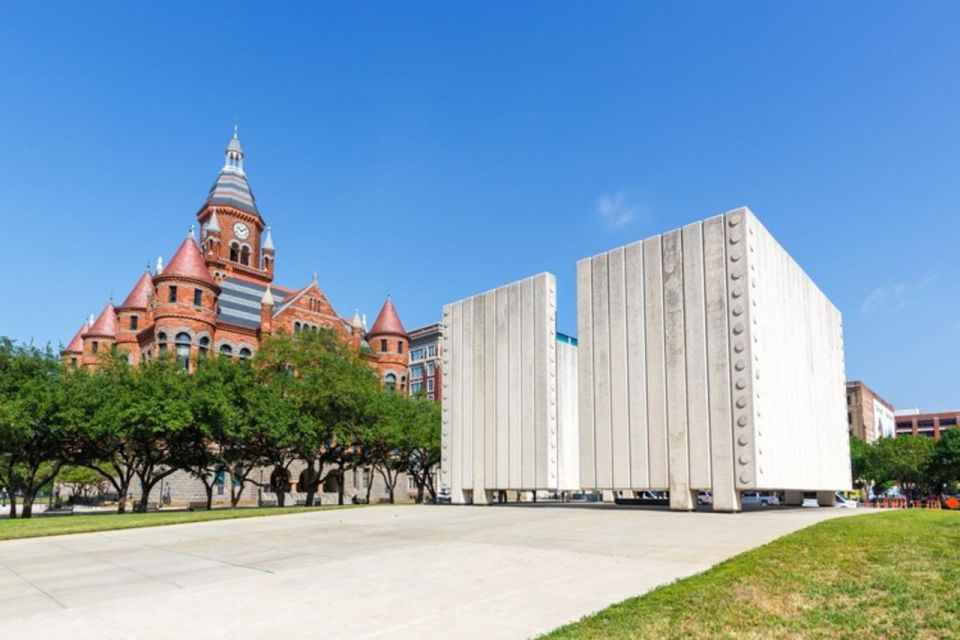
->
[0,505,358,541]
[545,510,960,639]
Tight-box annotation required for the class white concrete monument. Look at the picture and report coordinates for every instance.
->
[440,273,580,504]
[577,207,851,511]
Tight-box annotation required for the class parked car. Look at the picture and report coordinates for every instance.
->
[834,492,858,509]
[435,489,451,504]
[697,491,712,505]
[741,491,780,507]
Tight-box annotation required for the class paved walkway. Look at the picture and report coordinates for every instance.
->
[0,504,862,638]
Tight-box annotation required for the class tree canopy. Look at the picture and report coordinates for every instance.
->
[0,333,440,517]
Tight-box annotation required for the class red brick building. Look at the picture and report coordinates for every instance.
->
[62,129,409,386]
[894,409,960,440]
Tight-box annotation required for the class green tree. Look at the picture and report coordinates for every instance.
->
[254,329,378,507]
[0,339,74,518]
[872,435,936,499]
[56,465,108,502]
[407,394,441,503]
[929,428,960,492]
[183,355,254,509]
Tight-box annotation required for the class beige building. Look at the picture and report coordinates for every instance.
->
[846,381,895,443]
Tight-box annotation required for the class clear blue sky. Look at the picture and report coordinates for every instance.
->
[1,3,957,411]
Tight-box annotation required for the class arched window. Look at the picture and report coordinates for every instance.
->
[239,347,252,360]
[199,336,210,356]
[157,332,167,353]
[294,321,301,335]
[175,332,191,371]
[240,245,250,266]
[230,242,239,262]
[219,344,233,357]
[384,373,397,392]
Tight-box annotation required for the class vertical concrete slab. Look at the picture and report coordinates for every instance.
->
[483,292,497,489]
[557,338,580,490]
[508,282,521,488]
[471,295,488,503]
[440,304,453,498]
[576,259,596,489]
[643,237,668,490]
[449,301,465,503]
[662,230,694,511]
[461,298,474,494]
[546,276,559,489]
[520,277,536,489]
[591,253,613,489]
[534,279,548,487]
[682,222,711,490]
[608,247,631,489]
[725,210,756,491]
[624,241,649,487]
[495,287,510,488]
[703,216,739,512]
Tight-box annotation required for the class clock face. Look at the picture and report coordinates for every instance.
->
[233,222,250,240]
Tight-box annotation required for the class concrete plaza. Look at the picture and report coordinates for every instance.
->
[0,504,861,639]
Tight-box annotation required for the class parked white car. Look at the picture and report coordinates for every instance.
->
[741,492,780,507]
[834,492,858,509]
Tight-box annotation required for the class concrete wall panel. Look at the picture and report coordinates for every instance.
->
[441,273,569,501]
[643,237,669,490]
[576,207,850,510]
[576,260,596,488]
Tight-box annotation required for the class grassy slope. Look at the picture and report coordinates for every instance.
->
[545,510,960,640]
[0,505,356,541]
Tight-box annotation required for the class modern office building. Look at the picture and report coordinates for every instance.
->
[408,323,443,402]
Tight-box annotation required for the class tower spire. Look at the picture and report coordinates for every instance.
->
[224,127,244,174]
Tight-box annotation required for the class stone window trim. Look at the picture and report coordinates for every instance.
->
[214,339,255,357]
[157,326,199,346]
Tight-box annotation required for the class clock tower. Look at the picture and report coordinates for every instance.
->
[196,128,275,285]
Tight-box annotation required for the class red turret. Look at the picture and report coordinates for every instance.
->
[366,296,410,391]
[81,303,118,368]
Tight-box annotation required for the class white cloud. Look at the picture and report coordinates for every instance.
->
[861,274,937,314]
[595,191,645,230]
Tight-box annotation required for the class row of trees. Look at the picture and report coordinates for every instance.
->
[850,432,960,499]
[0,329,440,518]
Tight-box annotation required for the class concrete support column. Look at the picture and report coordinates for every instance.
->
[816,491,836,507]
[784,490,805,506]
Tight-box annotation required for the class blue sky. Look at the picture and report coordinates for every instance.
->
[1,3,957,410]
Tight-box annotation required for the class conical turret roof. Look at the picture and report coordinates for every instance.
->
[119,270,154,309]
[162,235,216,286]
[64,320,87,353]
[368,296,407,336]
[84,303,118,338]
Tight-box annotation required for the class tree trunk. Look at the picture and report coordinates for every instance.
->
[230,474,248,508]
[20,495,34,519]
[304,459,317,507]
[116,477,131,514]
[205,484,214,511]
[138,486,151,512]
[337,462,345,506]
[9,496,17,519]
[365,470,373,504]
